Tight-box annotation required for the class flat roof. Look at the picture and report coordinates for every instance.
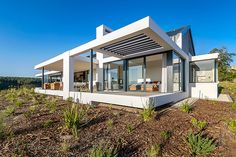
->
[35,16,190,70]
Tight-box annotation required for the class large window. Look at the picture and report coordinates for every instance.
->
[104,61,123,90]
[190,60,215,83]
[173,53,184,92]
[128,57,144,91]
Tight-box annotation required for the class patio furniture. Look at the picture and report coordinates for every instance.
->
[44,83,51,89]
[129,84,141,91]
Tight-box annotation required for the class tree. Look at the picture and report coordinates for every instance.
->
[209,47,236,81]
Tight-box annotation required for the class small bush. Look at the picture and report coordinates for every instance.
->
[4,105,15,116]
[0,113,6,139]
[160,130,171,141]
[106,119,114,129]
[140,102,155,122]
[66,97,73,104]
[43,120,54,128]
[127,123,134,134]
[46,98,57,113]
[232,102,236,110]
[88,143,119,157]
[186,132,216,155]
[191,118,207,130]
[63,104,87,137]
[15,100,23,107]
[180,101,192,113]
[146,144,161,157]
[228,119,236,136]
[61,140,70,153]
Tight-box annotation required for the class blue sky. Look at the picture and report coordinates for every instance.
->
[0,0,235,77]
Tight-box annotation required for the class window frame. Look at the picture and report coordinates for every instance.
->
[189,59,216,83]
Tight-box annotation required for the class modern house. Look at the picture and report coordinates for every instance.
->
[34,16,219,108]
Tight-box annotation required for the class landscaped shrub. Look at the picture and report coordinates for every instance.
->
[46,98,57,113]
[186,132,216,155]
[146,144,161,157]
[0,113,6,139]
[63,104,87,137]
[140,102,155,122]
[88,143,119,157]
[4,105,15,116]
[106,119,114,129]
[227,119,236,136]
[180,101,192,113]
[160,130,171,141]
[127,123,134,134]
[66,97,73,104]
[15,100,23,107]
[232,102,236,110]
[191,118,207,130]
[43,119,54,128]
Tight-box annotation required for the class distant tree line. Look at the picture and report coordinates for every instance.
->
[0,76,41,90]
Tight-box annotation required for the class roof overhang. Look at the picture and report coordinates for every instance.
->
[191,53,219,62]
[35,16,190,70]
[35,55,98,71]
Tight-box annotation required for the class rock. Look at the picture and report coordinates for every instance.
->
[60,135,73,141]
[13,114,26,123]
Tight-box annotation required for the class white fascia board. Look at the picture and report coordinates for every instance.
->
[191,53,219,62]
[35,71,61,77]
[148,17,189,60]
[69,16,150,57]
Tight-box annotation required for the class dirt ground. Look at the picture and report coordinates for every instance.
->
[0,91,236,157]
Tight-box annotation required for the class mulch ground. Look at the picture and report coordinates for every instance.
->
[0,93,236,157]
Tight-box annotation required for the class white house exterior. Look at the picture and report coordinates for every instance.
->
[34,16,219,108]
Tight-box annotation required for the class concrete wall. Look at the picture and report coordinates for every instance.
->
[189,83,218,99]
[35,88,64,97]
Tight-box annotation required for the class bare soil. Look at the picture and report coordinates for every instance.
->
[0,93,236,157]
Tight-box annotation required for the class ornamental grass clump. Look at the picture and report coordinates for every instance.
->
[63,104,87,137]
[0,113,6,139]
[191,117,207,131]
[227,119,236,137]
[160,130,171,141]
[146,144,161,157]
[88,143,119,157]
[46,97,58,113]
[186,132,216,155]
[140,102,155,122]
[4,105,15,117]
[232,102,236,110]
[180,101,192,113]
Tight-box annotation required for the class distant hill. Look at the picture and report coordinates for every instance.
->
[0,76,41,90]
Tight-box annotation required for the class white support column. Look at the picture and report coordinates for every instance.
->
[161,53,167,93]
[63,52,74,99]
[96,52,104,91]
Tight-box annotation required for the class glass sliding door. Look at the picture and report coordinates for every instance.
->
[128,57,144,91]
[104,61,123,91]
[146,54,162,92]
[173,52,184,92]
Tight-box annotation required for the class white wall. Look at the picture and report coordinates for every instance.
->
[189,83,218,99]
